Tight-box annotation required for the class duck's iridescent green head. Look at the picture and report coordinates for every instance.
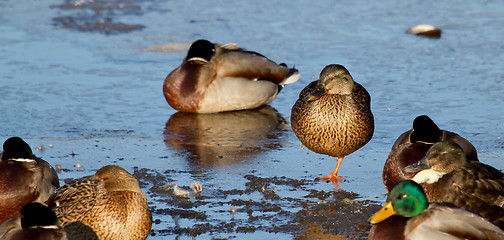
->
[370,180,428,224]
[21,202,59,228]
[187,39,216,62]
[410,115,442,143]
[1,137,35,161]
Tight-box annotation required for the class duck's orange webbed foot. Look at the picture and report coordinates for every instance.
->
[316,174,346,187]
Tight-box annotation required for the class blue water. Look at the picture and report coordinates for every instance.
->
[1,0,504,239]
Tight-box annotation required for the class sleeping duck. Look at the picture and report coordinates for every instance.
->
[369,180,504,240]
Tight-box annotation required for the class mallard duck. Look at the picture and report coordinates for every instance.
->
[291,64,374,186]
[369,180,504,240]
[163,39,300,113]
[383,115,478,191]
[0,202,68,239]
[403,141,504,228]
[47,165,152,240]
[0,137,59,224]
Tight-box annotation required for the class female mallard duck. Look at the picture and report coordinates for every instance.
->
[369,180,504,240]
[163,39,300,113]
[47,165,152,240]
[383,115,478,191]
[0,137,59,224]
[291,64,374,186]
[0,203,68,239]
[403,141,504,228]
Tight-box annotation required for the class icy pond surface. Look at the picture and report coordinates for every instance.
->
[1,0,504,239]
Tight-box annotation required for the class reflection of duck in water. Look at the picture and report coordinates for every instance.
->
[163,106,287,167]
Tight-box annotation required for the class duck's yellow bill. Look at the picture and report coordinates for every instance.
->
[369,201,396,224]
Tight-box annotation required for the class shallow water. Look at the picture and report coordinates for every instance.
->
[1,0,504,239]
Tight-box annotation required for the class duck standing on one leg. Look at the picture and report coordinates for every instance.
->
[291,64,374,186]
[163,39,300,113]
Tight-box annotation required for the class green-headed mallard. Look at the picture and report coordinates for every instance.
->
[369,180,504,240]
[403,141,504,228]
[291,64,374,186]
[0,137,59,224]
[163,39,300,113]
[47,165,152,240]
[0,202,68,239]
[383,115,477,191]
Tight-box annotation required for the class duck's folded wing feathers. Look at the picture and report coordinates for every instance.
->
[406,204,504,240]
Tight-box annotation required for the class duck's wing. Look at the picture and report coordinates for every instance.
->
[436,163,504,227]
[214,45,299,85]
[46,176,103,222]
[406,203,504,240]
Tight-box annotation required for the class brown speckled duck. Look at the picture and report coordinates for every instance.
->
[163,39,300,113]
[382,115,478,191]
[47,165,152,240]
[0,203,68,240]
[403,141,504,229]
[291,64,374,186]
[0,137,59,225]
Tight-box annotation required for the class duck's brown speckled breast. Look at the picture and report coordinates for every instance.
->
[291,81,374,158]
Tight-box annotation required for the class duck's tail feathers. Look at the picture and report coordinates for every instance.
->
[280,67,300,86]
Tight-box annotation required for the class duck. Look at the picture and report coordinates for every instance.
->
[0,137,60,224]
[0,202,68,239]
[403,141,504,229]
[406,24,442,38]
[291,64,374,186]
[369,180,504,240]
[47,165,152,240]
[163,39,300,113]
[382,115,478,191]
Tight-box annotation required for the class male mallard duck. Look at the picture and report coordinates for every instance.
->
[291,64,374,186]
[0,202,68,239]
[369,180,504,240]
[163,39,300,113]
[383,115,477,191]
[0,137,59,224]
[47,165,152,240]
[403,141,504,228]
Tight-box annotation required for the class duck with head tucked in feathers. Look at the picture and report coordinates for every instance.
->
[291,64,374,186]
[382,115,478,191]
[0,202,68,240]
[369,180,504,240]
[0,137,59,225]
[403,141,504,229]
[47,165,152,240]
[163,39,300,113]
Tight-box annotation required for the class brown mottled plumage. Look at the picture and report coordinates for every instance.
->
[403,141,504,229]
[47,165,152,240]
[383,115,478,191]
[163,39,300,113]
[0,137,59,225]
[291,64,374,186]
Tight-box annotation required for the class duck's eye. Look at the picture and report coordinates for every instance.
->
[398,194,408,200]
